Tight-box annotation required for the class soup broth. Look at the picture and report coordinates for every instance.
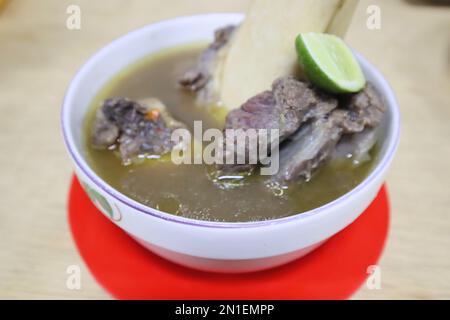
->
[85,44,378,222]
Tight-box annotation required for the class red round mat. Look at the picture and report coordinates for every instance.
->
[68,175,389,300]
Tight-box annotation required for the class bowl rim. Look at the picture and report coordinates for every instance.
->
[61,13,401,229]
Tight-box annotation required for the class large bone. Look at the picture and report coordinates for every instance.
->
[216,0,358,112]
[326,0,359,37]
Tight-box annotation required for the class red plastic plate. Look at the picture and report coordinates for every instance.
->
[68,176,389,299]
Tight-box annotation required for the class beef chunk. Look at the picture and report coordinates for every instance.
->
[328,109,365,133]
[91,98,184,165]
[217,77,338,174]
[91,109,120,148]
[179,26,236,94]
[271,84,386,184]
[216,81,385,182]
[225,77,337,137]
[225,91,278,131]
[271,77,338,128]
[344,83,386,129]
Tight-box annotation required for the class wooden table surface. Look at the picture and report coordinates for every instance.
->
[0,0,449,299]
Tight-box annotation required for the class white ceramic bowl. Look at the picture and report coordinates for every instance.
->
[62,13,400,273]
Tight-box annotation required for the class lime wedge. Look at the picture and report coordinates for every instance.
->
[295,33,366,93]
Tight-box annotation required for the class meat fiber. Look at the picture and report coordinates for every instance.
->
[91,98,185,165]
[217,77,338,174]
[272,84,385,183]
[179,26,236,104]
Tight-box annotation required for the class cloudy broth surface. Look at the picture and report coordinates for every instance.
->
[84,44,377,222]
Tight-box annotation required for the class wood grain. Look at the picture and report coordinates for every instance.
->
[0,0,449,299]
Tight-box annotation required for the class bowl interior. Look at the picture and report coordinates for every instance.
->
[62,13,400,224]
[64,14,245,156]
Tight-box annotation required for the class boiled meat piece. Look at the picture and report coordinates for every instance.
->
[91,97,186,165]
[217,77,337,174]
[271,84,385,183]
[179,26,236,104]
